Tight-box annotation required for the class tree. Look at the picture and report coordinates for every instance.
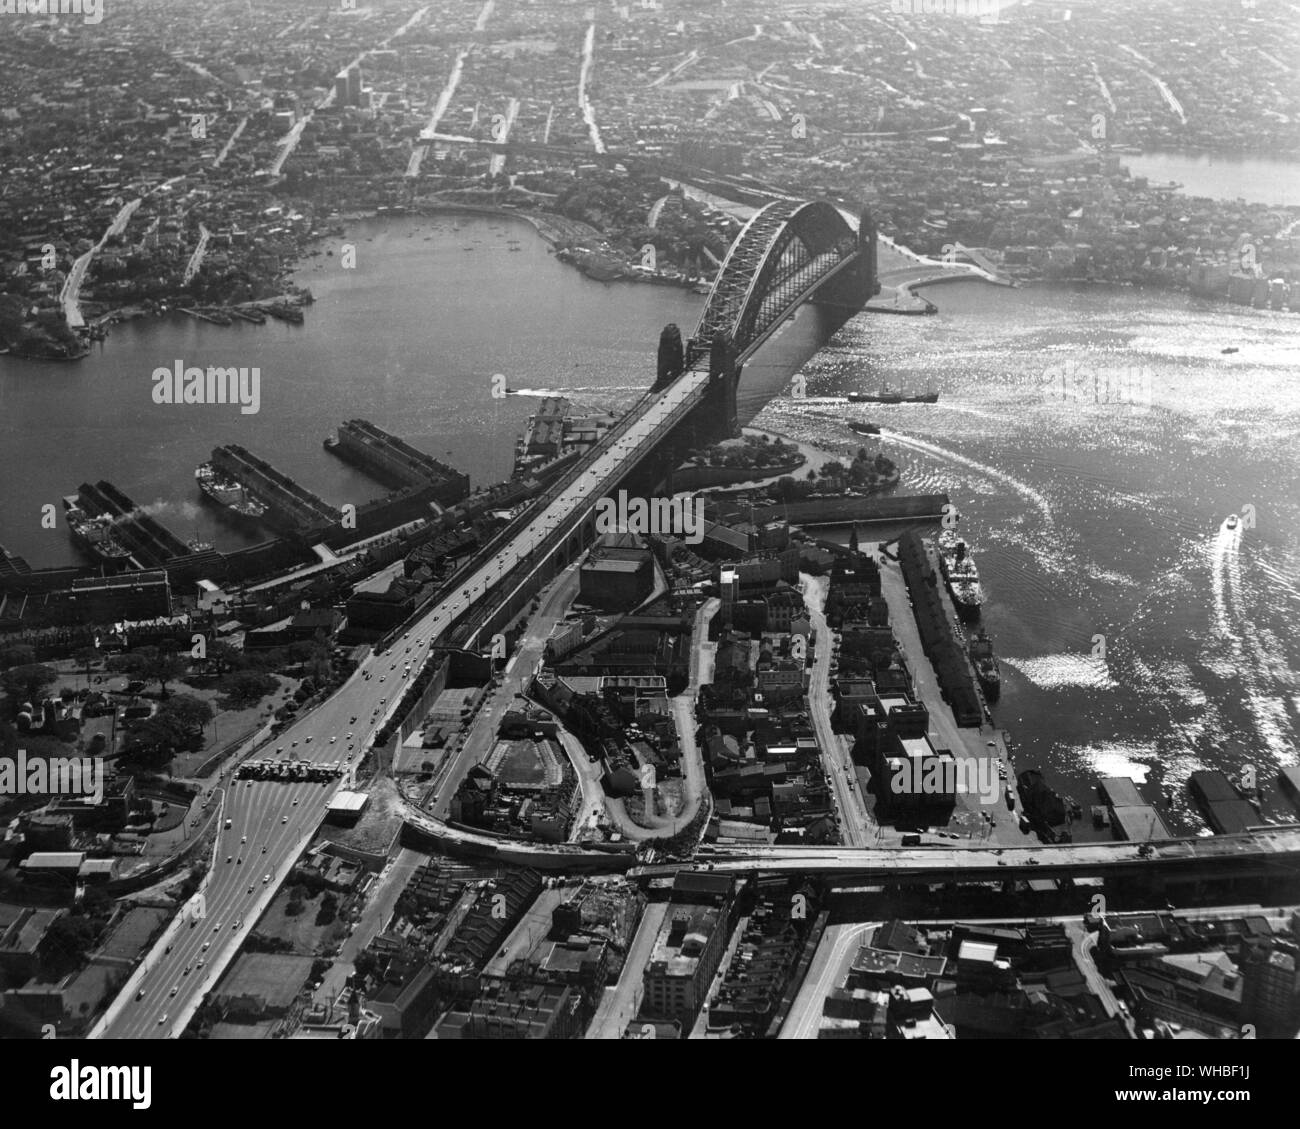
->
[160,694,214,735]
[42,914,96,978]
[0,643,36,671]
[219,669,277,706]
[205,641,246,676]
[123,696,209,767]
[117,647,188,699]
[73,647,99,684]
[2,663,58,707]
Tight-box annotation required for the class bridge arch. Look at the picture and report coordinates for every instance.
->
[691,199,859,360]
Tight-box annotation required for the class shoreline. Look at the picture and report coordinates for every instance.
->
[6,187,1289,364]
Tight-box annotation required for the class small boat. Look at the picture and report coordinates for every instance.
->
[849,421,881,435]
[1221,347,1239,354]
[1226,514,1239,530]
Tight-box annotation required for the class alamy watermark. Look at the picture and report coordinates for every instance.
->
[891,0,1001,21]
[1043,361,1154,407]
[1,750,104,804]
[891,754,999,805]
[594,490,705,545]
[152,360,260,414]
[0,0,103,23]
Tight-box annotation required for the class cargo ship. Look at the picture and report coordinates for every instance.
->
[848,384,938,404]
[62,496,133,563]
[848,420,881,435]
[968,629,1001,700]
[195,462,268,527]
[937,528,983,619]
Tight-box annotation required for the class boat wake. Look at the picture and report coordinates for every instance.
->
[877,428,1055,524]
[1000,653,1114,691]
[1207,517,1298,765]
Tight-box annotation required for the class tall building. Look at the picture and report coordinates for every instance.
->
[641,873,734,1024]
[334,72,350,106]
[346,66,361,107]
[1242,938,1300,1038]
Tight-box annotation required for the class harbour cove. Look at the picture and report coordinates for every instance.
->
[2,212,1298,841]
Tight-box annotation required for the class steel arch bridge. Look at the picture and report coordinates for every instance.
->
[689,199,866,363]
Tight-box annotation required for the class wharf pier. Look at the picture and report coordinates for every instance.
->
[76,481,207,569]
[324,419,469,505]
[210,445,340,537]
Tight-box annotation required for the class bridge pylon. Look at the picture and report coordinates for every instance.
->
[707,330,741,441]
[653,323,685,392]
[815,206,881,318]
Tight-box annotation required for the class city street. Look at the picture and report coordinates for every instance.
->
[96,363,711,1037]
[801,573,875,847]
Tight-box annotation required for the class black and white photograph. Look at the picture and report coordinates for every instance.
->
[0,0,1296,1097]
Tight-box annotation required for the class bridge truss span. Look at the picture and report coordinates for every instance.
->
[691,198,861,362]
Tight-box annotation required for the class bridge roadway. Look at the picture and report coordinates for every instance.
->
[97,220,872,1036]
[95,352,732,1037]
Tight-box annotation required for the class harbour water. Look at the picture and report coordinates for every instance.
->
[0,213,700,566]
[1121,151,1300,207]
[2,213,1297,836]
[761,279,1300,836]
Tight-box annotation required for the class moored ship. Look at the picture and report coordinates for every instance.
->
[62,496,133,562]
[968,629,1001,700]
[195,462,268,526]
[848,420,881,435]
[938,528,984,619]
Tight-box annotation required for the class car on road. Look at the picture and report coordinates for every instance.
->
[305,735,313,743]
[293,798,299,806]
[263,874,271,883]
[158,1015,167,1026]
[330,736,337,743]
[226,855,233,864]
[240,835,247,844]
[247,885,254,894]
[261,845,267,853]
[282,816,288,824]
[170,986,179,997]
[202,942,210,951]
[183,965,190,975]
[136,988,146,1000]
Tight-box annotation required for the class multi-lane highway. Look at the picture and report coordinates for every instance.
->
[98,365,715,1036]
[105,773,337,1039]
